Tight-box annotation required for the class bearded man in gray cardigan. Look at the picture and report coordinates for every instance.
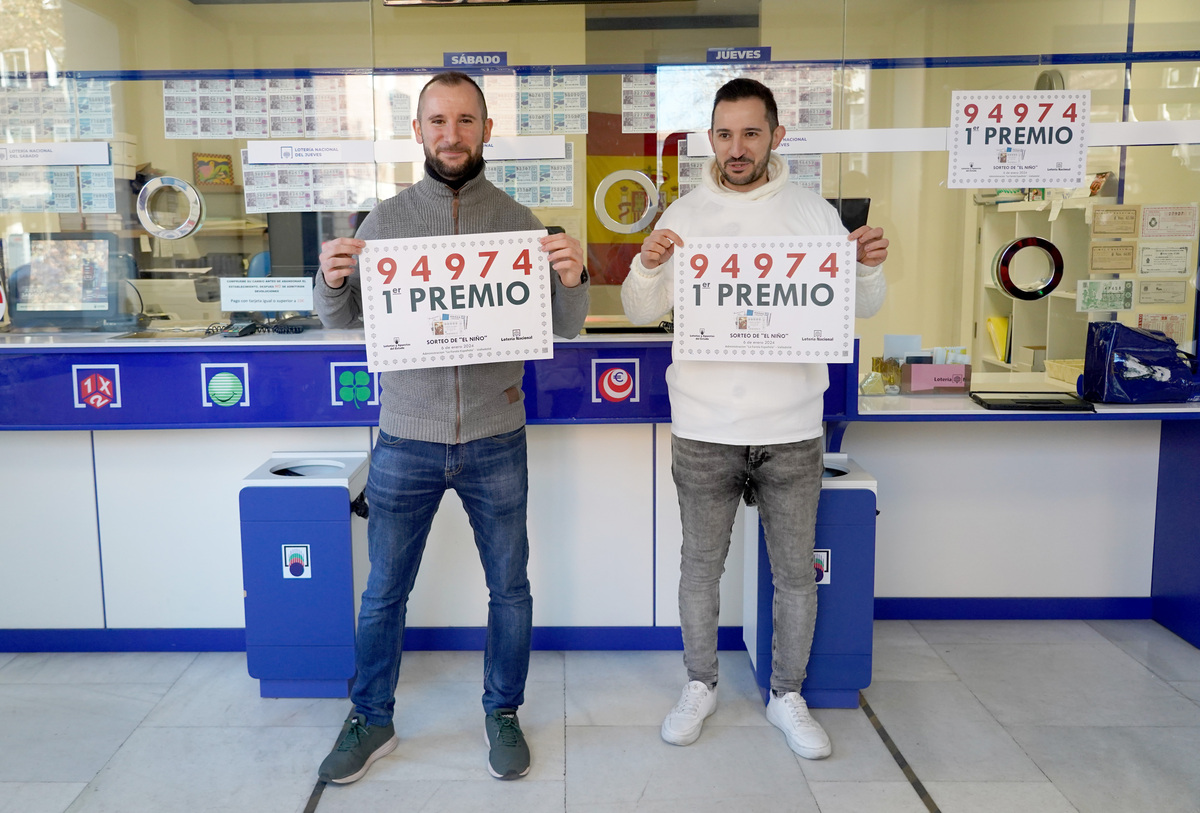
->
[314,72,589,785]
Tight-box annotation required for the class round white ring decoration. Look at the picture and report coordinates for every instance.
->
[136,175,205,240]
[592,169,658,234]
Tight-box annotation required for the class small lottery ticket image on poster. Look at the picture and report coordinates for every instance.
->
[673,236,856,362]
[359,230,552,372]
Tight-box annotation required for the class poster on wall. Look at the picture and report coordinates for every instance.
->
[1137,242,1192,277]
[1139,312,1189,345]
[673,236,856,362]
[358,230,552,372]
[1077,279,1134,312]
[948,90,1090,189]
[1140,204,1199,240]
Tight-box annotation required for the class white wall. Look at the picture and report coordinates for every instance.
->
[844,420,1161,598]
[0,431,105,629]
[92,426,372,628]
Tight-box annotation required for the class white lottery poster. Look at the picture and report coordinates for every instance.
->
[673,236,856,362]
[948,90,1090,188]
[359,230,552,372]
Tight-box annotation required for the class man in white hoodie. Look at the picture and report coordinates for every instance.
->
[621,77,888,759]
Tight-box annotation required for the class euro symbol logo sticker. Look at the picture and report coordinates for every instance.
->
[591,358,640,404]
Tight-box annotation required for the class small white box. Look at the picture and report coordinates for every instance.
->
[1014,345,1047,372]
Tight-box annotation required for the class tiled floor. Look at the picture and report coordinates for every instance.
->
[2,619,1199,813]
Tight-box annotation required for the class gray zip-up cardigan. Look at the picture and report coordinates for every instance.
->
[314,171,590,443]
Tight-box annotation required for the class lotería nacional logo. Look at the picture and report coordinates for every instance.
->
[591,358,640,404]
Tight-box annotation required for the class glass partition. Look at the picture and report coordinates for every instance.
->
[0,0,1196,368]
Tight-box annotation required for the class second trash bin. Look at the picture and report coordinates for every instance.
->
[742,452,878,708]
[239,452,370,698]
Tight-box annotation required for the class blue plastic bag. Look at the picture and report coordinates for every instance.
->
[1080,322,1200,404]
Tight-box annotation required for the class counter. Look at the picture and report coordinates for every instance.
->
[1,330,1198,652]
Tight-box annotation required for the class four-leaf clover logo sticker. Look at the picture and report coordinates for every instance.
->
[338,370,372,409]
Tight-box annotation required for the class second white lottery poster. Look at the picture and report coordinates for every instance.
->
[948,90,1090,188]
[359,230,552,372]
[673,236,856,362]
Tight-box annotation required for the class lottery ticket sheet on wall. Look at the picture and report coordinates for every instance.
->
[621,65,834,135]
[677,138,819,197]
[377,74,588,139]
[0,79,116,214]
[484,142,575,209]
[164,76,374,140]
[1,78,114,142]
[240,149,376,214]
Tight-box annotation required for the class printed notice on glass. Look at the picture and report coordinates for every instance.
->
[359,230,551,372]
[1137,242,1192,277]
[1077,279,1134,312]
[1089,243,1136,272]
[1140,204,1199,240]
[948,90,1089,188]
[1139,280,1188,305]
[673,236,856,362]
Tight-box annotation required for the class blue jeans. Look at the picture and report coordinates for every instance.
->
[351,427,532,724]
[671,435,822,694]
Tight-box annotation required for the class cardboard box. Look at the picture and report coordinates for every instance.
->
[900,363,972,394]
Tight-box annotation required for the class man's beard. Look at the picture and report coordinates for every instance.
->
[426,144,485,181]
[717,152,771,187]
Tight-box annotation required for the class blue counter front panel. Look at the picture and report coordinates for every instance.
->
[0,340,855,429]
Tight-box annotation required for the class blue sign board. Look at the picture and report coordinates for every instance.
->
[444,52,508,68]
[707,47,772,63]
[0,339,855,430]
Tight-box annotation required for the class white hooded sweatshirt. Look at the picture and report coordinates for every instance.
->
[621,154,887,446]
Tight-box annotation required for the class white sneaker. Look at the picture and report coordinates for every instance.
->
[766,692,831,759]
[661,680,717,746]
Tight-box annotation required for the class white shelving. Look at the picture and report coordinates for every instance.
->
[968,197,1111,372]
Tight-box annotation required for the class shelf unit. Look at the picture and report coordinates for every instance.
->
[969,198,1109,372]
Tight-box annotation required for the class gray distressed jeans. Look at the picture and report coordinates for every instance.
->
[671,434,822,694]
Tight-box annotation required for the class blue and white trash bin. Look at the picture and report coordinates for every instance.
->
[743,452,878,708]
[239,452,370,698]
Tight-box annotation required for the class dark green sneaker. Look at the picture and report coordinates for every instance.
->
[318,711,399,784]
[484,709,530,780]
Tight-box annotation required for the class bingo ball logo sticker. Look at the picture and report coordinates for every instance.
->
[283,545,311,579]
[813,549,831,585]
[208,373,244,406]
[598,367,633,402]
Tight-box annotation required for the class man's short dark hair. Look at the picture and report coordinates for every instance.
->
[417,71,489,122]
[711,77,779,132]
